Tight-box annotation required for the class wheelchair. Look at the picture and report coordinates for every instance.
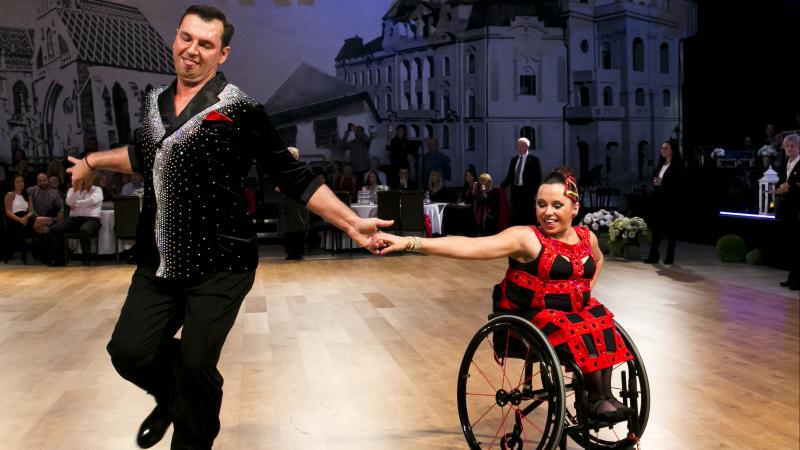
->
[457,312,649,450]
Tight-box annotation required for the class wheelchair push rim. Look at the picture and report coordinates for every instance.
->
[457,315,566,450]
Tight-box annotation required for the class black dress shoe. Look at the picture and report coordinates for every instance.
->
[642,258,659,264]
[662,258,674,265]
[137,405,172,449]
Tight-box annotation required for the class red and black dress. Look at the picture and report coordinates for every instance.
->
[494,226,632,373]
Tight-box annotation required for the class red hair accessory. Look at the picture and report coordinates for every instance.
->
[564,175,579,202]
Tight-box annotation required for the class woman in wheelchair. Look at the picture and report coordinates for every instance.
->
[376,169,633,422]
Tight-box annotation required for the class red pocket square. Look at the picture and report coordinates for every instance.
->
[204,110,233,123]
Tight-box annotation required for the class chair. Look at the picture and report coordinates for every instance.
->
[400,191,425,236]
[63,205,100,265]
[377,191,402,234]
[1,213,34,264]
[457,313,649,450]
[113,195,140,261]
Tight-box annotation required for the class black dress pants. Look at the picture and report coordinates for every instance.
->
[647,226,676,262]
[49,216,100,263]
[107,265,255,449]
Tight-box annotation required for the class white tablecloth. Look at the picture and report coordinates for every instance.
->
[70,210,134,255]
[321,203,446,250]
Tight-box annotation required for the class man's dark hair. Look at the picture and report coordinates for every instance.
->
[180,5,235,47]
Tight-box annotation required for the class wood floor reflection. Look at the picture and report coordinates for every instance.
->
[0,244,797,449]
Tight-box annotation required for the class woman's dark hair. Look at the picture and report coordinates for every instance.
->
[180,5,235,47]
[657,139,683,169]
[542,167,579,201]
[12,175,29,201]
[463,167,478,189]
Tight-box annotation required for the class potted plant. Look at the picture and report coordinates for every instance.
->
[608,215,649,259]
[581,209,623,253]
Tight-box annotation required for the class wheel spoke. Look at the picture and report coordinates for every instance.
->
[471,359,498,392]
[466,392,497,397]
[488,405,512,450]
[471,400,499,428]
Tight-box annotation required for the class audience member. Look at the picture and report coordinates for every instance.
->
[387,125,419,180]
[48,177,103,266]
[333,162,359,200]
[420,137,451,187]
[644,140,684,265]
[475,173,510,235]
[501,137,542,226]
[121,172,144,196]
[459,167,479,205]
[393,167,417,191]
[343,123,371,173]
[427,170,449,203]
[775,133,799,291]
[362,171,381,203]
[96,172,114,201]
[362,157,387,186]
[4,175,35,245]
[28,172,64,235]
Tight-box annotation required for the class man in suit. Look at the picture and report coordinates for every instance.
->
[393,167,418,191]
[776,133,799,291]
[66,5,391,449]
[501,137,542,225]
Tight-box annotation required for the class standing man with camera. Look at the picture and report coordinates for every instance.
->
[67,5,390,449]
[343,122,372,176]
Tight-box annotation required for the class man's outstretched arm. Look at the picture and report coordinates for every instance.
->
[66,147,134,190]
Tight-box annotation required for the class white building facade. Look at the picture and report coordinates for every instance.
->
[335,0,696,188]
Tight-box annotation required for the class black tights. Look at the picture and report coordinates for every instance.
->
[584,368,626,414]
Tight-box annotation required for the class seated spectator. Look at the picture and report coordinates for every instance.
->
[362,157,387,186]
[393,167,418,191]
[48,177,103,266]
[475,173,510,236]
[121,172,144,196]
[49,175,66,201]
[427,170,449,203]
[4,175,35,244]
[326,161,343,187]
[333,162,359,200]
[458,167,479,205]
[362,171,381,203]
[28,172,64,235]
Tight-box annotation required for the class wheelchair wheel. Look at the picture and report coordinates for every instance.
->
[565,321,650,450]
[458,315,566,450]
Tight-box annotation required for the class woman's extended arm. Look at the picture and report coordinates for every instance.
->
[375,226,539,261]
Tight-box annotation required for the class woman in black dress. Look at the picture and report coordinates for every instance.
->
[644,140,683,264]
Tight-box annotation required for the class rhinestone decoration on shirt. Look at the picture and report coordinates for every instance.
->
[143,83,256,278]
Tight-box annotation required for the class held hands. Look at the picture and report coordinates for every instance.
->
[349,218,395,254]
[372,231,411,256]
[66,156,95,191]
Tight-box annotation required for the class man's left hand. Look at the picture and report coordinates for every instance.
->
[348,218,394,253]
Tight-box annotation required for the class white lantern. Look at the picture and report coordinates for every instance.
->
[758,166,779,215]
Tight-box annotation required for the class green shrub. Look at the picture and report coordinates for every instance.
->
[745,249,763,265]
[716,234,746,263]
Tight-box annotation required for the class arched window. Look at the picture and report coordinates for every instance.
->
[416,92,423,110]
[424,124,434,138]
[442,125,450,148]
[519,72,536,96]
[102,87,113,123]
[443,56,450,76]
[603,86,614,106]
[415,58,423,80]
[662,89,671,107]
[386,94,392,112]
[428,91,435,110]
[402,61,410,81]
[443,92,450,114]
[387,65,393,83]
[12,81,28,116]
[660,43,669,74]
[579,86,590,106]
[426,56,435,78]
[601,42,612,70]
[368,69,373,85]
[467,126,476,151]
[359,71,365,86]
[376,68,381,84]
[520,126,536,149]
[635,88,646,106]
[467,52,475,74]
[467,89,476,117]
[632,38,644,72]
[374,95,380,111]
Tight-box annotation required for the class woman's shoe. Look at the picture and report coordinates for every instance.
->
[587,399,624,422]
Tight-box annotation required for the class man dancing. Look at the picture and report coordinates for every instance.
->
[67,5,389,449]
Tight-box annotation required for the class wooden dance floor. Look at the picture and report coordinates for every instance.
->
[0,244,797,449]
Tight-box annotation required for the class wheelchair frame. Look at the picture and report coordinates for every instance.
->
[457,314,649,450]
